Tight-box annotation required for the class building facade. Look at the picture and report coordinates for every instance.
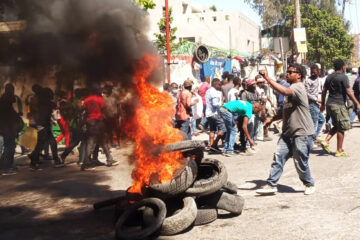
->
[147,0,260,56]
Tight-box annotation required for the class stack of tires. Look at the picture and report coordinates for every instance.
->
[112,140,244,240]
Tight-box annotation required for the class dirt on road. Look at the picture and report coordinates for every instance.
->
[1,123,360,240]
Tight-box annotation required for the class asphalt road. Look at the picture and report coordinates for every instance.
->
[1,121,360,240]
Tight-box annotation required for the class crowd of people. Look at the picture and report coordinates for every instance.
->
[0,59,359,192]
[0,83,121,175]
[171,60,360,195]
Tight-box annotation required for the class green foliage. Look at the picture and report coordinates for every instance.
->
[209,5,217,12]
[285,4,354,68]
[245,0,339,28]
[134,0,156,11]
[153,8,179,54]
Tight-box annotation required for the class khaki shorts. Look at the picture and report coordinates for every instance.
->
[326,104,350,131]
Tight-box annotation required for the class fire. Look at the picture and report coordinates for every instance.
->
[125,54,184,194]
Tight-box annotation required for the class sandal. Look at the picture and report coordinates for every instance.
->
[335,151,349,157]
[320,141,330,153]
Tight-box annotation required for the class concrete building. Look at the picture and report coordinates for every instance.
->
[351,34,360,60]
[147,0,261,56]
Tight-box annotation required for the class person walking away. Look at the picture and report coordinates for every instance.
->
[220,101,264,156]
[205,78,226,153]
[82,84,118,171]
[320,59,360,157]
[304,64,322,146]
[349,68,359,123]
[175,80,199,140]
[222,74,234,103]
[256,64,316,195]
[28,88,64,170]
[0,84,24,175]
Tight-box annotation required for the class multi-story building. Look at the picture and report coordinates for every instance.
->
[147,0,260,56]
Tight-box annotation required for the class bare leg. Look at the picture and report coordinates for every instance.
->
[212,131,224,147]
[325,127,337,144]
[209,132,215,147]
[336,131,345,152]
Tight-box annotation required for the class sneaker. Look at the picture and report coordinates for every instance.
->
[209,146,222,153]
[1,170,17,176]
[263,136,273,141]
[335,151,349,157]
[315,137,325,143]
[80,164,96,171]
[54,162,65,168]
[29,164,43,171]
[93,160,106,166]
[304,185,315,195]
[106,160,119,167]
[223,152,236,157]
[256,185,278,194]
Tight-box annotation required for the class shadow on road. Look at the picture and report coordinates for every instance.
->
[239,180,303,194]
[0,166,127,240]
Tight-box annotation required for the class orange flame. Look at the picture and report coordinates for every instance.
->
[125,54,183,194]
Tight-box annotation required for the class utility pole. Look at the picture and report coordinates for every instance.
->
[294,0,302,64]
[165,0,171,83]
[342,0,347,18]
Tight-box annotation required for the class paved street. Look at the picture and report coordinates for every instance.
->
[1,122,360,240]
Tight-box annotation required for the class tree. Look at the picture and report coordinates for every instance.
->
[285,4,354,68]
[153,8,178,54]
[244,0,339,28]
[134,0,156,11]
[209,5,217,12]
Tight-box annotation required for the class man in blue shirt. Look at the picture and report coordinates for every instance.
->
[219,100,265,156]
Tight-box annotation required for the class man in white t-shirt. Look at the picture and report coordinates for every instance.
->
[227,77,241,102]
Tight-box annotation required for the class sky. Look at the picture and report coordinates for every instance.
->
[192,0,360,34]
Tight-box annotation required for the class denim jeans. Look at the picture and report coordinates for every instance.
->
[309,102,320,140]
[175,119,191,140]
[267,135,314,187]
[315,112,325,138]
[350,95,360,123]
[246,114,257,147]
[1,133,16,171]
[220,108,237,153]
[191,119,197,134]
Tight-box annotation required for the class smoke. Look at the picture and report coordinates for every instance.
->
[7,0,161,88]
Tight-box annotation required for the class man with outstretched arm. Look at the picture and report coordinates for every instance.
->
[256,64,316,195]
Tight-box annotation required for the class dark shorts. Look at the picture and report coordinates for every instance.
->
[326,104,350,131]
[207,115,226,133]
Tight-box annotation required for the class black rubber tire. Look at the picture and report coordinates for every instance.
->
[182,148,204,165]
[159,197,197,236]
[163,140,206,153]
[199,191,245,215]
[221,181,238,194]
[193,45,210,64]
[194,207,217,226]
[115,198,166,240]
[148,158,198,199]
[185,158,228,197]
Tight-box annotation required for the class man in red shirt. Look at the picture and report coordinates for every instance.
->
[82,85,118,170]
[198,76,211,131]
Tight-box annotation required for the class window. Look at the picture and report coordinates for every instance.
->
[187,18,191,23]
[182,4,188,14]
[212,16,217,21]
[200,17,204,22]
[225,15,230,21]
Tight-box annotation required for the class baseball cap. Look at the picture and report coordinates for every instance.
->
[245,79,256,87]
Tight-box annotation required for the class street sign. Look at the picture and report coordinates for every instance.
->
[294,28,307,42]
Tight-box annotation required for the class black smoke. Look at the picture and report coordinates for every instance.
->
[2,0,161,89]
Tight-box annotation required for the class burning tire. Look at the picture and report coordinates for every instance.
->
[221,181,238,194]
[194,206,218,226]
[185,158,228,197]
[198,191,245,215]
[115,198,166,240]
[163,140,207,153]
[146,197,197,236]
[148,158,198,199]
